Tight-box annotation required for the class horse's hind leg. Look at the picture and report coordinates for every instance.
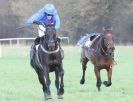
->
[36,69,52,100]
[55,64,64,99]
[80,57,88,85]
[103,67,112,87]
[94,66,102,91]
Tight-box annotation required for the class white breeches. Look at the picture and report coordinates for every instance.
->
[38,25,46,37]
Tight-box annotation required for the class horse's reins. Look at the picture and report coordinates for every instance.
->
[40,34,60,54]
[40,44,60,54]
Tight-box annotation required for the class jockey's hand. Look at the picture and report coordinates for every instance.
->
[33,21,43,25]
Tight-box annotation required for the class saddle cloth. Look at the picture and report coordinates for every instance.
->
[76,33,102,48]
[83,34,101,48]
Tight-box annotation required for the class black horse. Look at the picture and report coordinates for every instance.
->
[30,22,64,100]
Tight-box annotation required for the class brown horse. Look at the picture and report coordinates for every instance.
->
[80,28,115,91]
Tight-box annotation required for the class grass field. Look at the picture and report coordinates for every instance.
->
[0,45,133,102]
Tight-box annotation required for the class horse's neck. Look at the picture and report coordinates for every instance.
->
[91,36,107,57]
[98,37,112,58]
[99,37,107,55]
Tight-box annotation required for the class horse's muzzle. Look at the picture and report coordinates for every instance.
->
[110,47,115,51]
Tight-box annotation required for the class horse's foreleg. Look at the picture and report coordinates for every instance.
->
[80,57,88,85]
[103,67,112,87]
[55,69,59,93]
[94,67,102,91]
[43,68,52,100]
[36,69,46,92]
[55,64,64,99]
[36,69,51,100]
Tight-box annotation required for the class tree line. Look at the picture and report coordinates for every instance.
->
[0,0,133,44]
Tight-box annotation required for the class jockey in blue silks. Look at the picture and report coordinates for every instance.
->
[26,3,60,45]
[26,3,60,29]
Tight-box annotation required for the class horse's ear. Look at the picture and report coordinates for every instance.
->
[103,26,113,31]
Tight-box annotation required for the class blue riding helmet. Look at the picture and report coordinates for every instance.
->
[26,3,60,29]
[43,3,57,15]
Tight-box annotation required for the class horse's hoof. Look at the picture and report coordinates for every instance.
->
[103,81,112,87]
[98,87,100,91]
[45,94,52,100]
[80,79,85,85]
[58,95,63,99]
[60,87,64,95]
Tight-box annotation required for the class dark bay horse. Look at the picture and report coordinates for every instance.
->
[30,23,64,99]
[80,28,115,91]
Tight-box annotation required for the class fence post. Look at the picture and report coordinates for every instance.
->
[0,42,1,58]
[10,39,12,45]
[17,39,20,46]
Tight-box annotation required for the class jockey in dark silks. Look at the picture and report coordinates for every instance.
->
[26,3,60,46]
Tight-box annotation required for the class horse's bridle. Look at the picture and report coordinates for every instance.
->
[40,35,60,54]
[98,35,117,65]
[99,35,114,57]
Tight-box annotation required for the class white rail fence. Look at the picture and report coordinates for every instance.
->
[0,37,69,45]
[0,37,69,57]
[0,37,35,45]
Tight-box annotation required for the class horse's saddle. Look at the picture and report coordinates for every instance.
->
[77,33,102,48]
[83,34,101,48]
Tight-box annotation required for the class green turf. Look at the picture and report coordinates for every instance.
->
[0,45,133,102]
